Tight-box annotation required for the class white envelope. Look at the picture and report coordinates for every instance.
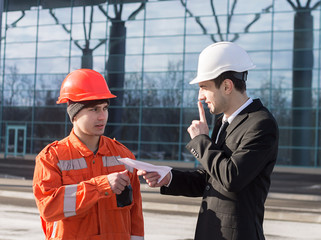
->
[118,158,172,183]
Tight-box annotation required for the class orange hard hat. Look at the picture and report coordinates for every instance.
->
[57,69,116,104]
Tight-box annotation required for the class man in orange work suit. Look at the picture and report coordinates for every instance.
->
[33,69,144,240]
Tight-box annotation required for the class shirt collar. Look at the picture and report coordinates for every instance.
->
[69,130,92,157]
[222,97,253,124]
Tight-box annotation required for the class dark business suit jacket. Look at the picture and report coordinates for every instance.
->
[161,99,279,240]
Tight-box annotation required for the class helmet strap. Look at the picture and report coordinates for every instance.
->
[233,72,248,81]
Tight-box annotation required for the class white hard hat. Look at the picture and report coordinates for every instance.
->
[190,41,256,84]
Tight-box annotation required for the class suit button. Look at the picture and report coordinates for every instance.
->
[205,185,210,191]
[191,148,198,157]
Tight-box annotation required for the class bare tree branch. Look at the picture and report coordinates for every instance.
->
[88,5,94,41]
[114,4,118,17]
[50,9,85,50]
[49,9,71,34]
[6,11,25,29]
[180,0,270,43]
[311,1,321,10]
[114,4,123,20]
[229,33,239,42]
[180,0,206,34]
[50,7,106,52]
[286,0,298,10]
[210,0,224,41]
[244,13,260,33]
[83,6,87,42]
[306,0,312,8]
[128,3,145,20]
[92,39,107,51]
[195,16,208,34]
[263,5,273,13]
[179,0,217,41]
[296,0,302,8]
[244,5,272,33]
[100,3,123,21]
[227,0,238,35]
[210,35,217,42]
[74,40,83,50]
[98,4,114,21]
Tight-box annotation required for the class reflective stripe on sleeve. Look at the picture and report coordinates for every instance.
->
[131,236,144,240]
[57,158,87,171]
[102,156,121,167]
[102,156,134,173]
[64,184,77,217]
[51,222,57,238]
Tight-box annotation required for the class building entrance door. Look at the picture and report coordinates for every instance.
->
[5,125,26,157]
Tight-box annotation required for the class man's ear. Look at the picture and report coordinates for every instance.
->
[223,78,233,94]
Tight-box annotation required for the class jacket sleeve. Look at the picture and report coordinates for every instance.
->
[160,169,207,197]
[186,117,278,193]
[130,167,145,238]
[33,146,114,222]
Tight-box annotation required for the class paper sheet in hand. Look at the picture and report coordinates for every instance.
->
[118,158,172,183]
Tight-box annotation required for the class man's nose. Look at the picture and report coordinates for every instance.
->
[198,89,205,101]
[98,110,107,120]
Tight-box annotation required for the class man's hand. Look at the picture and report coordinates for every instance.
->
[137,170,171,188]
[107,170,130,195]
[187,101,209,139]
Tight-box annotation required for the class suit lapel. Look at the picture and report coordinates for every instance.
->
[212,99,263,148]
[225,114,247,138]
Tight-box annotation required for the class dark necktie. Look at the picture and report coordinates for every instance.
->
[216,121,229,144]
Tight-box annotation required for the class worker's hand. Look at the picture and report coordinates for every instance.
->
[107,170,130,195]
[137,170,171,188]
[187,101,209,139]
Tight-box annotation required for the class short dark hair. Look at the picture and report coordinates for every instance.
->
[212,71,247,93]
[82,99,110,108]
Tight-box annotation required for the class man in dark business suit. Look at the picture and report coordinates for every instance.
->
[138,42,279,240]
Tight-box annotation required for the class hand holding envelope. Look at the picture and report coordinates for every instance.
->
[118,158,172,184]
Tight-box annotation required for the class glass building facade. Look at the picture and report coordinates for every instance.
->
[0,0,320,167]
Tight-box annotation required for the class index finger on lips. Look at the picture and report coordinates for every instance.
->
[198,101,207,123]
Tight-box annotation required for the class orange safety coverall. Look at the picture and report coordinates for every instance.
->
[33,130,144,240]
